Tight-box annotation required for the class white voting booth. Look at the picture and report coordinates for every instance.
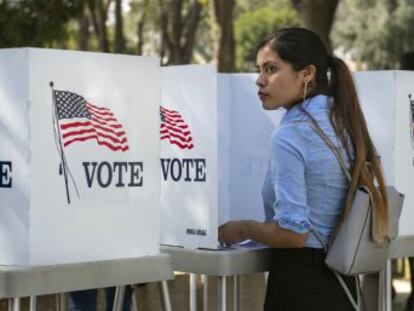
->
[1,51,411,263]
[160,65,283,249]
[0,48,161,265]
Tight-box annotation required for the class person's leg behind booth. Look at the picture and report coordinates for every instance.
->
[69,289,98,311]
[105,286,134,311]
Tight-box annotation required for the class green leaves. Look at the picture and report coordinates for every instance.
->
[235,3,299,71]
[0,0,83,48]
[333,0,414,69]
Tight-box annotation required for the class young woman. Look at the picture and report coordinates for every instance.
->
[218,27,388,311]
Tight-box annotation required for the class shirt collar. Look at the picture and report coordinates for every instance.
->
[281,94,331,124]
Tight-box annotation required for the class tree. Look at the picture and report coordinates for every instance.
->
[77,3,91,51]
[114,0,126,53]
[126,0,157,55]
[332,0,414,69]
[87,0,112,52]
[0,0,82,48]
[211,0,235,72]
[290,0,339,52]
[157,0,203,65]
[235,3,299,71]
[135,0,150,55]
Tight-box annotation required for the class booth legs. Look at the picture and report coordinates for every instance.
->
[379,260,392,311]
[233,276,242,311]
[218,276,227,311]
[190,273,197,311]
[29,296,37,311]
[161,280,172,311]
[55,293,67,311]
[7,298,20,311]
[112,286,126,311]
[202,275,208,311]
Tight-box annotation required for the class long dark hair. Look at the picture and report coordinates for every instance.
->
[256,27,389,243]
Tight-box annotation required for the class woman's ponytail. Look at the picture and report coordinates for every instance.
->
[328,55,389,244]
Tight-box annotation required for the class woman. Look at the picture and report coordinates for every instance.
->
[218,27,388,310]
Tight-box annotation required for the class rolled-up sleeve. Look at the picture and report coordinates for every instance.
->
[271,125,311,234]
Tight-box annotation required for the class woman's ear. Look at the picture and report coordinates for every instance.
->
[302,65,316,83]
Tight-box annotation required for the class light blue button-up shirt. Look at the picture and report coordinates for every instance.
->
[262,94,353,248]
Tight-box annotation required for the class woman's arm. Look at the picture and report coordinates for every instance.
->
[218,220,308,248]
[218,125,311,249]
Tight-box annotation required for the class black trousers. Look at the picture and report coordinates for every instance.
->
[264,248,357,311]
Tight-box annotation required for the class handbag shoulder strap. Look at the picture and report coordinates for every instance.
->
[300,107,362,311]
[299,106,352,250]
[300,107,352,183]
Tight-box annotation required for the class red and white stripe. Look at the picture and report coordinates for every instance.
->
[60,102,129,152]
[160,106,194,150]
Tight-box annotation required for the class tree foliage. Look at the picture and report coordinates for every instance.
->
[0,0,82,48]
[157,0,204,65]
[333,0,414,69]
[235,3,299,71]
[211,0,236,72]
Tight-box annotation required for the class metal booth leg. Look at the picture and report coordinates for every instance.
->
[202,275,208,311]
[190,273,197,311]
[218,276,227,311]
[378,260,392,311]
[29,296,37,311]
[55,293,67,311]
[131,286,139,311]
[112,286,126,311]
[161,281,172,311]
[8,298,21,311]
[233,275,242,311]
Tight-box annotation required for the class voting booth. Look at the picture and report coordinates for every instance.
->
[354,71,414,237]
[160,66,282,249]
[0,48,161,265]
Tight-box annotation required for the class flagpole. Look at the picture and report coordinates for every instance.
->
[50,81,71,204]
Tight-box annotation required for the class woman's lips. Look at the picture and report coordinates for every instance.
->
[258,91,268,100]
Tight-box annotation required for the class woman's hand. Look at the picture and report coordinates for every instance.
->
[218,220,250,247]
[218,220,307,248]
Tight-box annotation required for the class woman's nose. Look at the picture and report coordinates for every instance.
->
[256,74,266,88]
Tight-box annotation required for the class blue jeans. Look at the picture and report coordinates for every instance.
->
[69,286,133,311]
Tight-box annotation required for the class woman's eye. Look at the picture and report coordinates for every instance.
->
[265,66,276,74]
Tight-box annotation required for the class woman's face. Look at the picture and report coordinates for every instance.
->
[256,45,306,110]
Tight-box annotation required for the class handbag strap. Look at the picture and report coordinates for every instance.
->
[299,107,352,183]
[300,106,361,311]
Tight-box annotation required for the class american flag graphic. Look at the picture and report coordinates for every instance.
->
[55,90,129,152]
[160,106,194,150]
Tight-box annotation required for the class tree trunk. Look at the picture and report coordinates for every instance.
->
[157,0,171,64]
[77,5,90,51]
[158,0,202,65]
[136,0,149,55]
[87,0,112,52]
[212,0,235,72]
[290,0,339,53]
[169,0,183,63]
[114,0,125,53]
[182,0,202,63]
[401,52,414,70]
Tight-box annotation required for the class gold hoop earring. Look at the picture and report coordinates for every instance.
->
[303,80,309,102]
